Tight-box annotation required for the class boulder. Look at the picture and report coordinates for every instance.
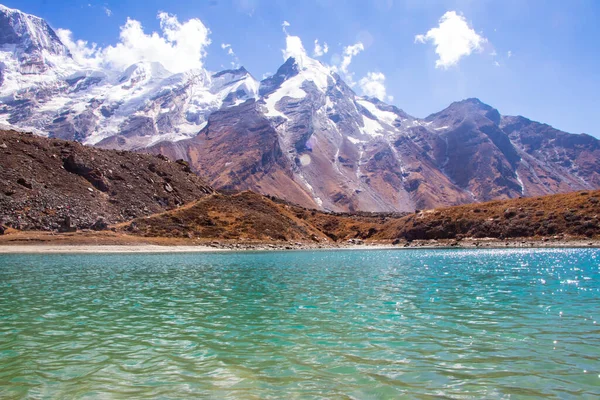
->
[58,216,77,233]
[90,217,108,231]
[62,154,110,192]
[16,177,32,189]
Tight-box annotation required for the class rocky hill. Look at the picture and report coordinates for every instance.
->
[2,4,599,213]
[118,190,404,243]
[375,190,600,242]
[119,188,600,244]
[0,130,213,231]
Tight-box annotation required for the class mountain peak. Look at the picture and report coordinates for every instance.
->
[258,57,300,97]
[0,3,71,74]
[462,97,485,105]
[0,4,33,17]
[210,65,259,103]
[0,4,69,57]
[212,66,250,79]
[259,54,334,99]
[453,98,493,110]
[117,61,171,85]
[426,97,501,125]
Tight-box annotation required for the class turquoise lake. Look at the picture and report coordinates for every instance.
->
[0,248,599,399]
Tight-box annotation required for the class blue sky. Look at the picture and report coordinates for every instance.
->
[6,0,600,136]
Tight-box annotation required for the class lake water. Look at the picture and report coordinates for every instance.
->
[0,249,599,399]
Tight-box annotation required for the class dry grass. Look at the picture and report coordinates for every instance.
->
[375,190,600,241]
[4,188,599,246]
[117,190,401,243]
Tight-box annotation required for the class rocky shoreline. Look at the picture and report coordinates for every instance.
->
[1,230,598,253]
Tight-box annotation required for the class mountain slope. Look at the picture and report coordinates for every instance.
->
[374,189,600,241]
[150,58,600,212]
[149,55,478,212]
[118,189,600,244]
[501,115,600,195]
[0,130,213,230]
[1,131,598,244]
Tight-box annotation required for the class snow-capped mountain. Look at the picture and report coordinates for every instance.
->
[2,4,599,212]
[150,53,600,212]
[0,4,258,148]
[0,3,70,75]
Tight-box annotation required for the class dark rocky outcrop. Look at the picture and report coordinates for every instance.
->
[90,216,108,231]
[63,154,110,192]
[0,130,214,231]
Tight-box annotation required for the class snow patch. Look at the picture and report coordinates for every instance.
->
[356,149,365,179]
[263,56,332,120]
[263,78,306,119]
[357,99,398,126]
[347,136,365,145]
[146,130,192,146]
[515,169,525,195]
[360,115,384,137]
[387,139,406,176]
[325,95,334,110]
[296,172,323,207]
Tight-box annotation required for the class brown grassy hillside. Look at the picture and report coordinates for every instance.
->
[119,190,600,243]
[375,190,600,241]
[119,191,400,242]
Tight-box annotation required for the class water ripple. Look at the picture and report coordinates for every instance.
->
[0,248,599,398]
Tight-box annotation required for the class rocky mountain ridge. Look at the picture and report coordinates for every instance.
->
[1,4,599,212]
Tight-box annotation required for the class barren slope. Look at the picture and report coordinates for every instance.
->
[376,190,600,241]
[118,189,600,244]
[119,191,402,242]
[0,130,214,230]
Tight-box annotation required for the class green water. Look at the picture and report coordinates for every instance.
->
[0,249,599,399]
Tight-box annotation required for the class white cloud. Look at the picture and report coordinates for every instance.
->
[282,35,307,61]
[313,39,328,57]
[358,71,392,101]
[221,43,240,68]
[280,21,311,64]
[328,41,364,86]
[340,42,364,74]
[221,43,234,55]
[56,29,101,67]
[507,50,512,58]
[57,12,211,74]
[103,6,112,17]
[494,61,500,67]
[415,11,487,69]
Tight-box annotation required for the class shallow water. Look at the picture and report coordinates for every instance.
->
[0,248,599,399]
